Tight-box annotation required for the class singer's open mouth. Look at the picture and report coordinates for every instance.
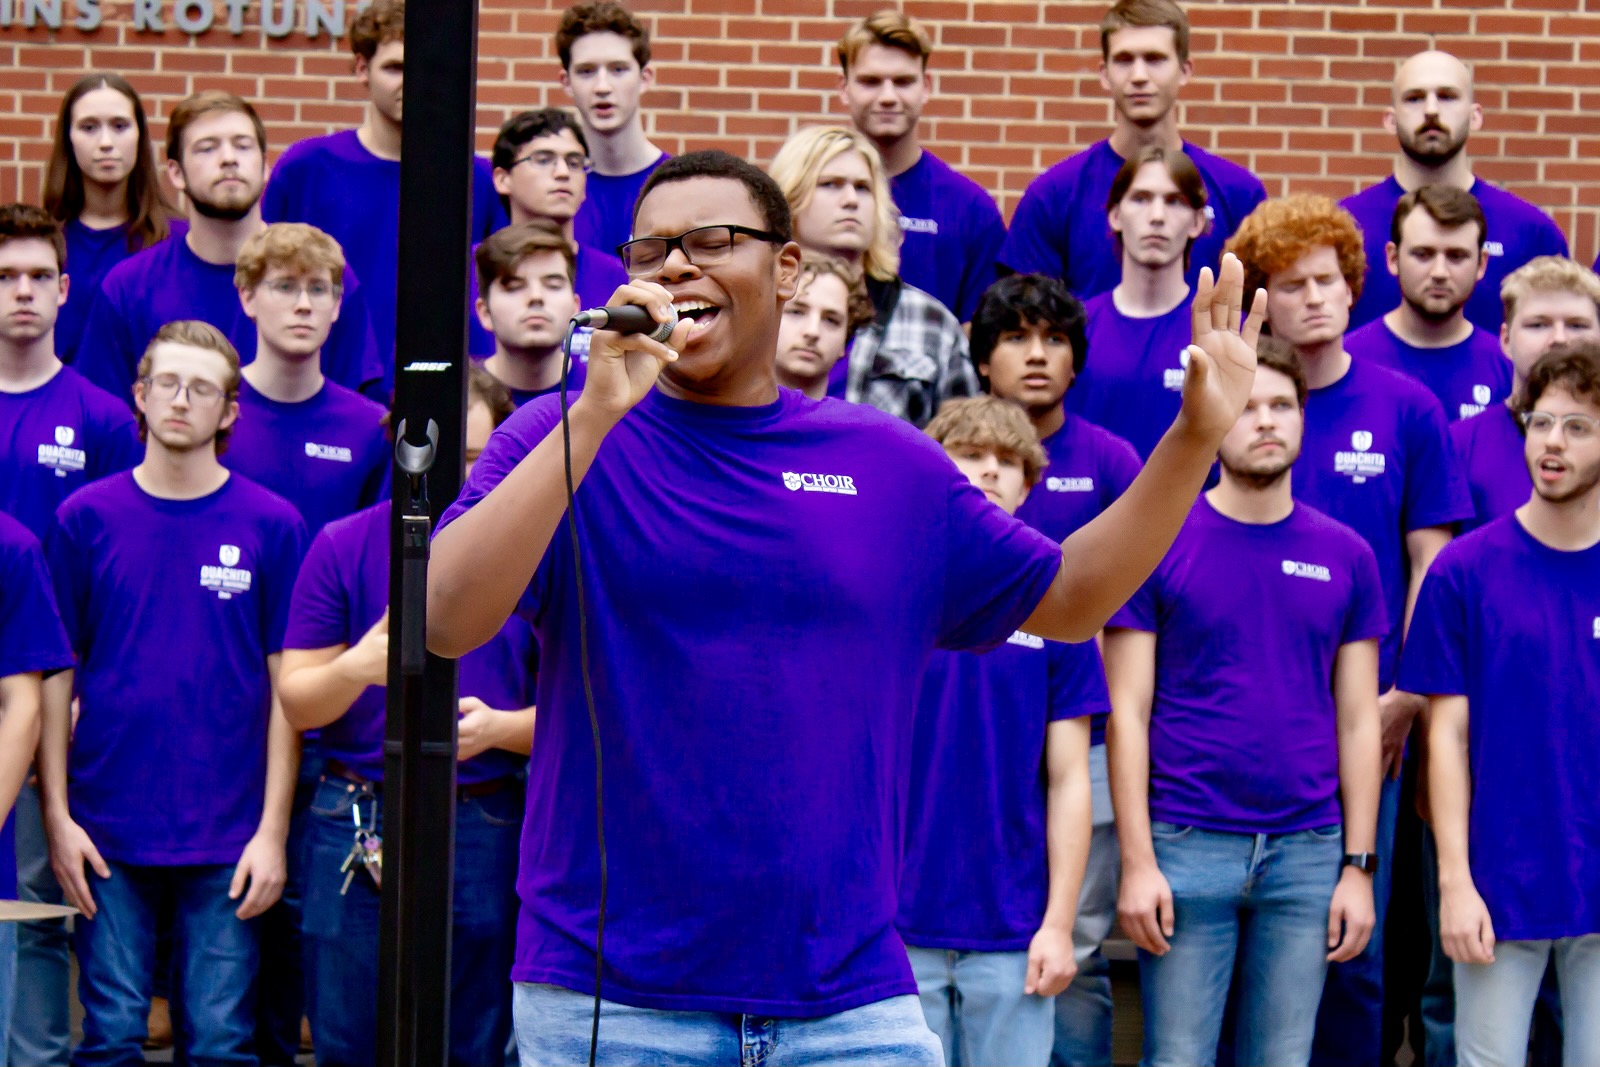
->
[672,299,721,337]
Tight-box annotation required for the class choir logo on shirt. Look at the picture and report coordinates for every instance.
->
[781,471,858,496]
[1593,617,1599,640]
[37,425,87,477]
[1484,241,1505,257]
[1007,630,1045,649]
[1459,384,1493,421]
[1281,559,1333,583]
[899,215,938,235]
[200,544,253,599]
[1336,430,1386,483]
[304,441,354,463]
[1045,476,1094,493]
[1163,349,1190,391]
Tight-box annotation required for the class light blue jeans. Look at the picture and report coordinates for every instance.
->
[908,947,1051,1066]
[0,920,15,1064]
[1455,935,1600,1067]
[1139,822,1343,1067]
[513,982,944,1067]
[1053,744,1118,1067]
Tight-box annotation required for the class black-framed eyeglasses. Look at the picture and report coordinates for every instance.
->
[1521,410,1598,440]
[512,149,592,174]
[617,224,785,277]
[141,373,228,406]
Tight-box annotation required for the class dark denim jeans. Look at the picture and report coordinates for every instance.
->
[301,774,522,1067]
[252,746,321,1065]
[73,861,259,1067]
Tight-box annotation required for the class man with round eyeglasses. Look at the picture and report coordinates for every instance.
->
[427,149,1268,1066]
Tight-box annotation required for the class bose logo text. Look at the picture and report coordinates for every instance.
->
[782,471,858,496]
[1281,559,1332,582]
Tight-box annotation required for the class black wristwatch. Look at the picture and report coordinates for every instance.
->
[1343,852,1379,874]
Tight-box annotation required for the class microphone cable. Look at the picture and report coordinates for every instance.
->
[558,320,606,1067]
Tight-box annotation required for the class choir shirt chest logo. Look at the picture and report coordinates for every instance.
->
[1163,348,1189,392]
[200,543,253,599]
[1007,630,1045,649]
[1460,384,1493,421]
[1046,475,1094,493]
[781,471,858,496]
[1592,616,1599,640]
[38,424,87,477]
[304,441,354,463]
[1281,559,1333,583]
[1335,429,1386,483]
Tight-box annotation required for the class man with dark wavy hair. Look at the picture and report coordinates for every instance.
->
[1229,194,1473,1066]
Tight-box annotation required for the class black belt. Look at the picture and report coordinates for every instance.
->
[322,758,516,799]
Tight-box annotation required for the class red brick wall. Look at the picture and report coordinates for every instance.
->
[3,0,1597,264]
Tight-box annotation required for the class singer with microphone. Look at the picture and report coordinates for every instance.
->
[428,150,1265,1066]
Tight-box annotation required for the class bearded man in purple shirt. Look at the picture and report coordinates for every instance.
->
[427,149,1267,1066]
[1454,257,1600,532]
[1109,340,1384,1067]
[1342,50,1568,334]
[834,10,1006,324]
[1346,185,1508,422]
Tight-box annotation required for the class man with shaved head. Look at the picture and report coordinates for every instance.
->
[1344,50,1567,334]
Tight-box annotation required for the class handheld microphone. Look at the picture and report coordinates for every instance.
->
[573,303,678,343]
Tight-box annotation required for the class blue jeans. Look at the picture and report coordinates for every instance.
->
[908,947,1051,1066]
[1454,935,1600,1067]
[73,861,259,1067]
[1053,745,1118,1067]
[512,982,944,1066]
[0,919,16,1064]
[252,747,320,1065]
[1139,822,1342,1067]
[11,780,72,1067]
[301,775,522,1067]
[1312,772,1399,1066]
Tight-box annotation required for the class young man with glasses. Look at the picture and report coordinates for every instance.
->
[77,91,386,404]
[468,109,628,358]
[426,148,1267,1064]
[1404,342,1600,1066]
[222,223,389,537]
[262,0,502,374]
[41,320,306,1065]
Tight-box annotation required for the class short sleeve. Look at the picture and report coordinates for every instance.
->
[1102,434,1143,500]
[1535,215,1569,258]
[1108,567,1160,633]
[323,267,387,399]
[1046,639,1110,723]
[997,180,1065,279]
[44,508,91,656]
[936,476,1065,653]
[284,527,351,651]
[0,528,74,678]
[261,512,310,654]
[358,428,392,509]
[88,400,142,480]
[1401,393,1474,532]
[953,198,1007,323]
[472,157,509,241]
[1397,554,1469,697]
[1342,539,1390,647]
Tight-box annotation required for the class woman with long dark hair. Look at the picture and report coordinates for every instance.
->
[43,73,171,363]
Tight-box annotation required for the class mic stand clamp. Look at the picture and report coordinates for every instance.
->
[394,418,439,678]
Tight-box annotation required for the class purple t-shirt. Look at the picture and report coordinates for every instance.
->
[1111,498,1387,833]
[1452,404,1529,533]
[999,139,1266,301]
[571,151,669,257]
[898,633,1107,950]
[58,220,154,366]
[46,472,306,865]
[466,240,627,358]
[0,365,140,541]
[1346,319,1511,422]
[221,378,389,536]
[1343,176,1569,334]
[75,236,385,406]
[1400,516,1600,940]
[438,386,1064,1015]
[0,513,74,897]
[284,503,533,785]
[261,129,505,379]
[891,150,1006,322]
[1294,358,1473,689]
[1067,290,1195,460]
[1017,413,1142,545]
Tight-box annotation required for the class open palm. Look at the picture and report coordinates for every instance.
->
[1180,252,1267,443]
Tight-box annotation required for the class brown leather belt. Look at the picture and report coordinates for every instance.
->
[323,758,516,799]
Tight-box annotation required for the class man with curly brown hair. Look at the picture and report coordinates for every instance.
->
[1226,194,1472,1067]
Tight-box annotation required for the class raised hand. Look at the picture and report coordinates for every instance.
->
[581,281,693,422]
[1178,253,1267,444]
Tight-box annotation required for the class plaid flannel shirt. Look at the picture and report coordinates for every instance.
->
[845,280,980,429]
